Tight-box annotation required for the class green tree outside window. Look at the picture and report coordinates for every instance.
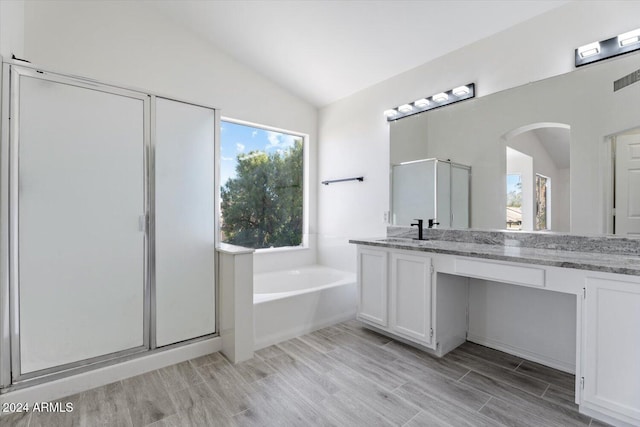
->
[220,122,303,249]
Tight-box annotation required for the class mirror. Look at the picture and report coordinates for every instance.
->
[391,159,470,228]
[505,124,570,232]
[390,52,640,235]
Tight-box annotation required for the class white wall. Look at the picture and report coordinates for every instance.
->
[555,168,571,232]
[0,0,24,59]
[21,0,319,273]
[389,113,430,165]
[467,280,577,373]
[318,1,640,271]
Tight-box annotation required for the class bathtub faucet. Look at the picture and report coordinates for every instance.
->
[411,219,424,240]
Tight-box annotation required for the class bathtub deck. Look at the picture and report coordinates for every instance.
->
[5,320,603,426]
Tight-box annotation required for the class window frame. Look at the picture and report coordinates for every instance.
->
[218,117,309,252]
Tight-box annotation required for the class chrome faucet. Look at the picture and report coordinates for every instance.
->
[411,219,424,240]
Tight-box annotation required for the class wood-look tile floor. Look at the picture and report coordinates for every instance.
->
[3,320,611,427]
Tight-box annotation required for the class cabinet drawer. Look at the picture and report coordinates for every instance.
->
[454,258,545,288]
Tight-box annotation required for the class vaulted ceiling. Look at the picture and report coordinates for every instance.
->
[147,1,569,107]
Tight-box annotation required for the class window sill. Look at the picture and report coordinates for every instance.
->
[216,243,255,255]
[254,245,309,254]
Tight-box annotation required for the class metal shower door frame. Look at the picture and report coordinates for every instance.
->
[1,64,152,387]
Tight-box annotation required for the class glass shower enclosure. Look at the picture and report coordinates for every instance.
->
[0,63,217,390]
[391,158,471,228]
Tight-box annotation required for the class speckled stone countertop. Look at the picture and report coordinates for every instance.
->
[349,228,640,276]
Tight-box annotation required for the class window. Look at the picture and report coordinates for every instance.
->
[220,120,305,250]
[535,174,550,230]
[506,174,523,230]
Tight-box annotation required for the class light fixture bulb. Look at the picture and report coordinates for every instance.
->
[398,104,413,113]
[384,109,399,118]
[432,92,449,102]
[414,98,430,108]
[577,42,601,58]
[618,29,640,47]
[452,86,470,97]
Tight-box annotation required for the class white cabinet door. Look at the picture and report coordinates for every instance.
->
[390,252,433,346]
[582,276,640,425]
[357,248,388,327]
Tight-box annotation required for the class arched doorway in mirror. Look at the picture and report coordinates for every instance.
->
[503,123,571,232]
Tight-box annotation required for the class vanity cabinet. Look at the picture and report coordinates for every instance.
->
[353,235,640,426]
[581,275,640,425]
[357,247,436,349]
[357,248,388,327]
[389,252,433,345]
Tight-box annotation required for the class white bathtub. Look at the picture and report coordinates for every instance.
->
[253,265,357,350]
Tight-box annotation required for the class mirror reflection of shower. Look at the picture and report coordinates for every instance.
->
[504,123,570,232]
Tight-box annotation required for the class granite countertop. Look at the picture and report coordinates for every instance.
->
[349,237,640,276]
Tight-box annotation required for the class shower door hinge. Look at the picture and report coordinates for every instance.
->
[139,213,149,233]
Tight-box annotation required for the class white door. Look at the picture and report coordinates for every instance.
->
[357,248,388,327]
[390,252,432,345]
[615,133,640,236]
[155,98,216,347]
[14,68,147,376]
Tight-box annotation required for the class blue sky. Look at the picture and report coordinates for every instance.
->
[220,121,299,187]
[506,174,522,194]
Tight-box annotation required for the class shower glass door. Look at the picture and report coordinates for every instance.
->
[11,67,149,378]
[154,97,216,347]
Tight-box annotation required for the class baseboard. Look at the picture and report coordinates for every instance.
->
[0,337,221,406]
[254,311,356,351]
[580,402,638,427]
[466,334,575,374]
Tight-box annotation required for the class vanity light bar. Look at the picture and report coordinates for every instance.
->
[384,83,475,121]
[452,85,470,96]
[432,92,449,102]
[414,98,430,107]
[575,27,640,67]
[577,42,600,59]
[384,109,399,118]
[619,29,640,47]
